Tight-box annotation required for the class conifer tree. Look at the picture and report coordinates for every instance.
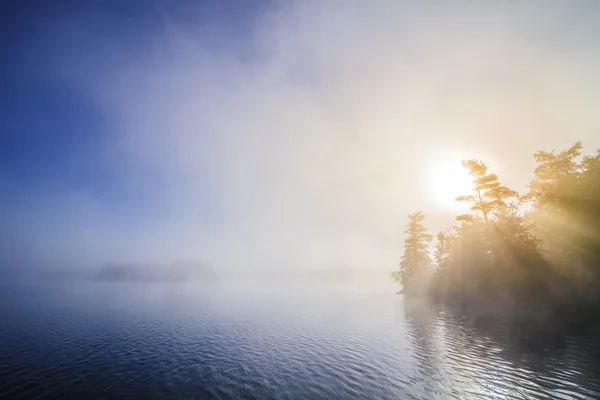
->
[525,141,582,208]
[455,160,518,223]
[397,211,432,290]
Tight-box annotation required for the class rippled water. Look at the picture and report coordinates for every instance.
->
[1,283,599,399]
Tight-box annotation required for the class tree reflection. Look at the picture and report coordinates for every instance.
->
[403,298,600,399]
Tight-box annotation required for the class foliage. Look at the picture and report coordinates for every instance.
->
[433,230,455,268]
[524,141,582,208]
[393,211,432,292]
[526,144,600,296]
[455,159,519,223]
[395,142,600,321]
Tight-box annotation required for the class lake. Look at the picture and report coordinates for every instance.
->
[1,283,599,399]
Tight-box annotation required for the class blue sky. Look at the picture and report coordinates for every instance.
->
[1,0,267,270]
[2,0,600,273]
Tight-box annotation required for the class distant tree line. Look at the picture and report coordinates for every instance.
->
[393,142,600,327]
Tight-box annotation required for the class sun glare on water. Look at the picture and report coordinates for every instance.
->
[428,158,474,210]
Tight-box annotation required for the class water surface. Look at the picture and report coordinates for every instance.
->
[1,283,599,399]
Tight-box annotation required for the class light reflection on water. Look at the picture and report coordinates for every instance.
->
[0,283,599,399]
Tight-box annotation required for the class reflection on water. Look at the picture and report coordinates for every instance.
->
[0,283,599,399]
[404,298,600,399]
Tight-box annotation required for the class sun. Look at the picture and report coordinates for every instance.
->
[427,158,473,210]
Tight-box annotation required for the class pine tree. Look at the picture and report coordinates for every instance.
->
[455,159,518,223]
[397,211,432,291]
[527,143,600,291]
[525,141,582,208]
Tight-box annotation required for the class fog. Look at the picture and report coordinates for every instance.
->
[3,0,600,277]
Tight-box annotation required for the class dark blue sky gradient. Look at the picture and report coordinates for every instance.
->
[1,0,265,191]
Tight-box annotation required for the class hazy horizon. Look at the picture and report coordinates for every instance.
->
[3,0,600,274]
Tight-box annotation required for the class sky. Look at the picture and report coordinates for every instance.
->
[2,0,600,274]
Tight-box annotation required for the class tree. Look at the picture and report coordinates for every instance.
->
[525,141,582,208]
[527,144,600,293]
[524,142,587,280]
[455,159,518,223]
[424,142,600,324]
[434,229,457,270]
[396,211,432,291]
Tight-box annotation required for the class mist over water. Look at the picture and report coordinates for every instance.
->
[3,1,600,398]
[1,282,599,400]
[4,0,600,273]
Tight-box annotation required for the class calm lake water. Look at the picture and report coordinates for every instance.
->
[1,283,599,399]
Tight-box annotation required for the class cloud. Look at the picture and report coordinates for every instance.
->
[8,0,600,271]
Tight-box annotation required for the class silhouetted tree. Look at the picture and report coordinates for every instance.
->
[526,143,600,299]
[524,143,584,275]
[396,211,432,293]
[525,141,582,208]
[397,142,600,329]
[455,159,519,223]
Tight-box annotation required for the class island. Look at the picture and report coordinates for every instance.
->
[94,259,218,283]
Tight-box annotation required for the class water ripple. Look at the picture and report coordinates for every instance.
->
[1,284,599,399]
